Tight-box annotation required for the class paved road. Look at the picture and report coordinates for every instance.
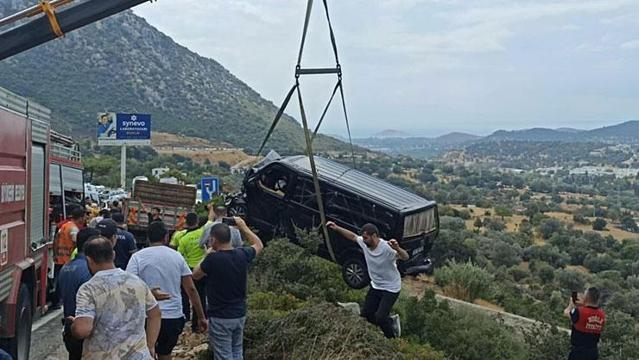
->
[30,309,67,360]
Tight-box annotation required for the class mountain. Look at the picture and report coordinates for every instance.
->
[584,120,639,142]
[0,1,346,154]
[488,128,574,141]
[372,129,410,138]
[556,127,583,133]
[433,132,481,144]
[486,121,639,143]
[353,131,482,159]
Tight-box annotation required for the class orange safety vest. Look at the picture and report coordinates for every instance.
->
[128,207,138,224]
[54,221,78,265]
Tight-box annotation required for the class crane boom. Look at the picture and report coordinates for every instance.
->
[0,0,151,61]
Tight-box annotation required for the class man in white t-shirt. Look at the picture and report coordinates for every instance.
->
[127,222,207,360]
[327,221,409,338]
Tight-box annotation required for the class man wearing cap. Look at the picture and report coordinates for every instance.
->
[58,227,101,360]
[95,219,119,248]
[112,213,137,270]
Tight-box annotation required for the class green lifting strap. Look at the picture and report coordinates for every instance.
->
[255,0,356,262]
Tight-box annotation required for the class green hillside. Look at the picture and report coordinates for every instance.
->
[0,2,346,154]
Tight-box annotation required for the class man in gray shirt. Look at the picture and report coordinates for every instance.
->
[327,221,408,338]
[199,206,243,248]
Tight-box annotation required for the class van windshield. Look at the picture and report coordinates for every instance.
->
[403,208,437,237]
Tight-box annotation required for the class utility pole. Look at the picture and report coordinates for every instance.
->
[121,144,126,189]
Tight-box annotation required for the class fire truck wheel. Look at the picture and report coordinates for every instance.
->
[6,284,32,360]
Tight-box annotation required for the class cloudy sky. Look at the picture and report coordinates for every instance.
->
[134,0,639,137]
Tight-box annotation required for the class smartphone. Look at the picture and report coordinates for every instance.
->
[571,291,578,303]
[222,217,236,226]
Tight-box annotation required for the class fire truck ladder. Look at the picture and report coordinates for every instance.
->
[0,0,153,61]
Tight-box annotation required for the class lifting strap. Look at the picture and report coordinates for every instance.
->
[256,0,356,262]
[40,1,64,38]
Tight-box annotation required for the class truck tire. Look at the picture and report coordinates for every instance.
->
[3,284,32,360]
[342,256,370,289]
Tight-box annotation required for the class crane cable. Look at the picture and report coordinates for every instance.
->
[256,0,355,262]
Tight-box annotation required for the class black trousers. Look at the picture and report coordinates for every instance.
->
[50,264,64,307]
[569,346,598,360]
[361,287,400,338]
[181,274,206,330]
[62,320,83,360]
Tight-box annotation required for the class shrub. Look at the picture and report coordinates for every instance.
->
[251,239,361,303]
[244,302,444,360]
[592,217,607,231]
[537,218,564,239]
[398,290,526,360]
[508,266,531,282]
[522,324,570,360]
[583,253,615,273]
[440,216,466,232]
[435,260,493,301]
[429,229,476,267]
[555,269,586,291]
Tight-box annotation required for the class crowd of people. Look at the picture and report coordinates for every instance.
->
[52,201,263,360]
[50,198,606,360]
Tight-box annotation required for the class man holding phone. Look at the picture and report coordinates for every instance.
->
[564,287,606,360]
[193,217,263,360]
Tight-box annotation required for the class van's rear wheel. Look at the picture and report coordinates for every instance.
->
[342,257,370,289]
[3,284,32,360]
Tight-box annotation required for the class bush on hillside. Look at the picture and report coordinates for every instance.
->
[244,302,444,360]
[398,289,526,360]
[435,260,493,302]
[251,238,361,303]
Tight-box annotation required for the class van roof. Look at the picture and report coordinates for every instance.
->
[271,155,436,213]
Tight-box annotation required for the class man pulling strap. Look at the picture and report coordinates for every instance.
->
[326,221,407,338]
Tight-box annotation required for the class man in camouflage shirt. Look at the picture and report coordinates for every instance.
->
[69,236,161,359]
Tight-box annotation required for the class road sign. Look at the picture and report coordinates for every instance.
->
[97,112,151,146]
[201,177,220,202]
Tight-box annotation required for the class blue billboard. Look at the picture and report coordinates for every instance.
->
[97,112,151,145]
[201,177,220,202]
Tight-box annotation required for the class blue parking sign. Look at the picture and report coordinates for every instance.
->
[201,177,220,202]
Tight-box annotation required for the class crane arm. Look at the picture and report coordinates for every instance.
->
[0,0,152,61]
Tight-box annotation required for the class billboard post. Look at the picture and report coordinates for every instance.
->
[121,144,126,189]
[97,112,151,189]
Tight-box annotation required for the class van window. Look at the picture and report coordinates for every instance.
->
[404,208,437,237]
[258,167,289,198]
[290,177,317,207]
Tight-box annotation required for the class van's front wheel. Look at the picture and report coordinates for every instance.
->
[342,257,370,289]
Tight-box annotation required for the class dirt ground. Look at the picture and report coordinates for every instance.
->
[450,205,639,242]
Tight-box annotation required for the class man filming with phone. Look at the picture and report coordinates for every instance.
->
[564,287,606,360]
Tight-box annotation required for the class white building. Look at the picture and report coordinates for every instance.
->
[152,167,170,178]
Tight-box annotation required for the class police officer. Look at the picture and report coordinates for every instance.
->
[564,287,606,360]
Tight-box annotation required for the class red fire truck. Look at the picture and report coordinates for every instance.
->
[0,86,83,359]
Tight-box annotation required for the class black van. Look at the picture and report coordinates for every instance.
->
[227,152,439,289]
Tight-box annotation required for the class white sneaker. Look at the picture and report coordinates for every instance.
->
[390,314,401,338]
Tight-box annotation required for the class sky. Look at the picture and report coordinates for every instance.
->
[134,0,639,137]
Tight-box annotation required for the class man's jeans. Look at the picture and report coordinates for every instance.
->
[209,317,246,360]
[361,287,400,338]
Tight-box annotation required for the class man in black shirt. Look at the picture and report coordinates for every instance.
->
[564,287,606,360]
[193,217,263,360]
